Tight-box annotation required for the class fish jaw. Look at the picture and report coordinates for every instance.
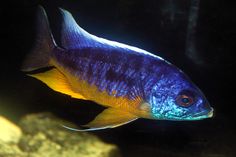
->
[186,107,214,120]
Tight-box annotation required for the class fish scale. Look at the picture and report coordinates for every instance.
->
[55,45,154,97]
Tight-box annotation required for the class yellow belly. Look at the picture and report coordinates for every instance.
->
[65,68,151,118]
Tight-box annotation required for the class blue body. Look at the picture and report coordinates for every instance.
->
[54,46,166,100]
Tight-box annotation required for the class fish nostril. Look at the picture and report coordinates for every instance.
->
[200,99,211,109]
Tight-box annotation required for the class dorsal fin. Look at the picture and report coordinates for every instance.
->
[59,8,102,49]
[58,8,157,59]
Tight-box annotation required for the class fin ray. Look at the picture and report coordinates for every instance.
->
[62,125,109,132]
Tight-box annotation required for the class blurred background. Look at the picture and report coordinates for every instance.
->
[0,0,235,157]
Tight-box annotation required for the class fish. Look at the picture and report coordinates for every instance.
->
[22,6,214,131]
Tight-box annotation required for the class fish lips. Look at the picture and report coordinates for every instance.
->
[192,107,214,119]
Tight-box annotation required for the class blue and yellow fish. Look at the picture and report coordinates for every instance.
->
[22,6,213,131]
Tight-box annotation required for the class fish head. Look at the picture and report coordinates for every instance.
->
[149,68,213,121]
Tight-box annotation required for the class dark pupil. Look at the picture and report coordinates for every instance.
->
[182,98,190,104]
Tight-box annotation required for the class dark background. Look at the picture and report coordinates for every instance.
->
[0,0,235,157]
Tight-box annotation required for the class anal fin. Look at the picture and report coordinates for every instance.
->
[82,108,138,130]
[29,68,86,100]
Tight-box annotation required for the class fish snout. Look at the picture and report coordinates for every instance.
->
[207,107,214,118]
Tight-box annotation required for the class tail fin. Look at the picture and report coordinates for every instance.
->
[21,6,57,72]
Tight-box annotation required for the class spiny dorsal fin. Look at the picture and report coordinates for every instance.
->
[58,7,159,59]
[59,8,103,49]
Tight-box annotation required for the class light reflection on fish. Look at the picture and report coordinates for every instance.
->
[22,6,213,131]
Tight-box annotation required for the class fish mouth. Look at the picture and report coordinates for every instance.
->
[193,107,214,119]
[207,107,214,118]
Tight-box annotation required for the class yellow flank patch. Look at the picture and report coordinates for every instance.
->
[63,69,151,118]
[29,68,86,100]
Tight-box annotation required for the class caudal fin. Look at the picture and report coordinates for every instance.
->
[21,6,57,72]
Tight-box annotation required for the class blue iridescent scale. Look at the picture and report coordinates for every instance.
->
[54,46,168,100]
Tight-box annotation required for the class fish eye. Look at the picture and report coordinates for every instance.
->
[176,90,195,107]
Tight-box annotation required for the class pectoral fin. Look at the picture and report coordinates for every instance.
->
[29,68,86,100]
[82,108,138,130]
